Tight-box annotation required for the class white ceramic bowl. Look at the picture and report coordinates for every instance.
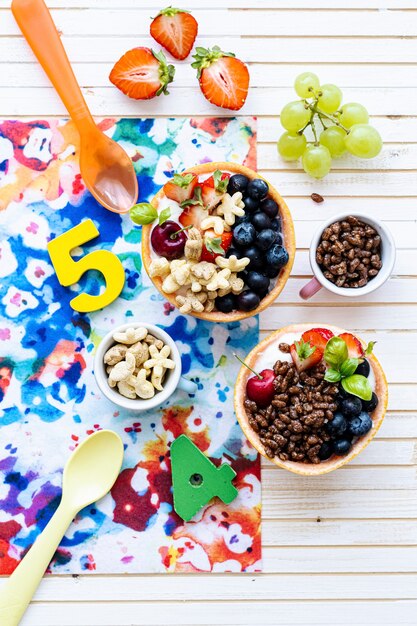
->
[300,212,396,299]
[93,322,196,411]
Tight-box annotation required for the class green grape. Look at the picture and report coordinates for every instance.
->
[319,126,346,158]
[317,84,343,114]
[294,72,320,98]
[302,144,332,179]
[339,102,369,128]
[277,131,307,161]
[344,124,382,159]
[280,100,311,132]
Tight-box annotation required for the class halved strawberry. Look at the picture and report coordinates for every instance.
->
[201,231,233,263]
[163,173,198,204]
[301,328,334,352]
[192,46,250,111]
[201,170,230,210]
[338,332,365,358]
[290,338,323,373]
[109,47,175,100]
[150,7,198,61]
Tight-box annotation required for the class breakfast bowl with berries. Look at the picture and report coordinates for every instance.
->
[234,324,388,475]
[138,162,296,321]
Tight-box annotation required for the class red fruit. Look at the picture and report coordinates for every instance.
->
[338,332,364,358]
[109,47,175,100]
[290,339,323,373]
[150,7,198,61]
[151,220,186,260]
[301,328,334,352]
[246,369,275,408]
[201,231,233,263]
[192,46,250,111]
[201,171,230,210]
[163,173,198,204]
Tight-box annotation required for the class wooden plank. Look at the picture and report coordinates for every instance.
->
[19,600,417,625]
[273,197,417,221]
[3,0,416,8]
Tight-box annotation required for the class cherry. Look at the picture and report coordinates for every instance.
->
[151,220,187,260]
[246,369,275,408]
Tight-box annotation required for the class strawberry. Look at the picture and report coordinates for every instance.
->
[192,46,250,111]
[163,173,198,204]
[290,338,323,373]
[201,170,230,210]
[109,47,175,100]
[301,328,334,352]
[150,7,198,61]
[338,332,365,358]
[201,231,233,262]
[178,188,206,228]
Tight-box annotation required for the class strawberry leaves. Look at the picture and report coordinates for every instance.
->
[295,338,316,361]
[205,236,226,256]
[180,187,204,208]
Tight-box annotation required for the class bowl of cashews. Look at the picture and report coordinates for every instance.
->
[93,322,197,411]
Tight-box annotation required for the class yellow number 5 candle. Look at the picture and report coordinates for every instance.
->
[47,219,125,313]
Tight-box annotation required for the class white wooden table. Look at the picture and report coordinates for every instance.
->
[1,1,417,624]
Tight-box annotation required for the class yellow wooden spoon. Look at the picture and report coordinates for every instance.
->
[0,430,124,626]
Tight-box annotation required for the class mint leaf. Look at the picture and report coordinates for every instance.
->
[340,357,360,378]
[130,203,158,225]
[180,187,203,208]
[205,237,225,256]
[295,338,316,361]
[324,368,342,383]
[365,341,377,356]
[158,207,171,225]
[341,374,372,401]
[213,169,228,193]
[172,173,194,188]
[324,337,348,369]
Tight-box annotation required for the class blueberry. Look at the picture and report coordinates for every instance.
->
[227,174,249,195]
[233,222,256,248]
[270,217,282,232]
[242,196,259,213]
[265,245,289,269]
[260,197,279,218]
[264,265,282,278]
[226,246,244,259]
[326,411,347,436]
[246,271,270,294]
[237,290,260,312]
[215,294,236,313]
[256,228,277,251]
[355,359,370,377]
[339,396,362,418]
[333,439,352,455]
[243,246,263,271]
[362,392,379,413]
[348,411,373,437]
[251,212,272,231]
[234,213,251,227]
[318,441,334,461]
[247,178,269,201]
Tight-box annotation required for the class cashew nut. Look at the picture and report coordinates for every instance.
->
[104,344,127,366]
[108,352,136,387]
[200,215,227,235]
[134,369,155,399]
[127,341,149,368]
[113,327,148,345]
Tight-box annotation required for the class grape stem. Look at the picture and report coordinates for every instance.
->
[308,104,350,133]
[310,115,319,144]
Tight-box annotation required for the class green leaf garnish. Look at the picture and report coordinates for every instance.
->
[213,169,229,193]
[340,357,360,378]
[324,337,348,369]
[172,173,195,188]
[295,338,316,361]
[130,202,158,226]
[158,207,171,225]
[324,368,342,383]
[365,341,376,356]
[180,187,203,208]
[205,236,225,256]
[341,374,373,401]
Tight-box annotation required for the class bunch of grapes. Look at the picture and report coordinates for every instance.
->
[277,72,383,179]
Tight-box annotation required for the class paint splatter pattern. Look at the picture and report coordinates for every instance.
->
[0,117,261,573]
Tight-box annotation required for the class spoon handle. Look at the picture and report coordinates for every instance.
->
[11,0,94,131]
[0,503,74,626]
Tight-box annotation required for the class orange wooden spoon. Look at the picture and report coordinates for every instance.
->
[12,0,138,213]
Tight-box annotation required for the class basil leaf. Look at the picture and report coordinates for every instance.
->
[341,374,372,401]
[340,358,360,378]
[158,207,171,225]
[324,368,342,383]
[213,169,228,193]
[130,203,158,225]
[324,337,348,369]
[365,341,377,356]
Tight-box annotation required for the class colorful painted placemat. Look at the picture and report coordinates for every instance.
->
[0,116,261,574]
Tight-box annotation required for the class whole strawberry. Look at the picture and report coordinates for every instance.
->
[150,7,198,61]
[109,47,175,100]
[192,46,250,111]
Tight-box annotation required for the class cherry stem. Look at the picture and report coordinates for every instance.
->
[233,353,263,380]
[169,225,192,240]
